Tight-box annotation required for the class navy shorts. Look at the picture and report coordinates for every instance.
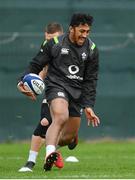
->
[45,85,83,117]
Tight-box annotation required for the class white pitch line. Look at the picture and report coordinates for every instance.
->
[0,155,134,160]
[0,156,23,160]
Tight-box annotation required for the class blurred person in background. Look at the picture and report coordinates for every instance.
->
[17,13,100,172]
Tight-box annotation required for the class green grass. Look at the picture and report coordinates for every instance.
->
[0,140,135,179]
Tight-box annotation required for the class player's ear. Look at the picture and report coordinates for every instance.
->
[69,26,74,33]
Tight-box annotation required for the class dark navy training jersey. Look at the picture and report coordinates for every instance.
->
[21,34,99,108]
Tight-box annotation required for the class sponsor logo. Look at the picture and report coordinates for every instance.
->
[32,80,44,92]
[42,99,47,103]
[67,65,83,80]
[61,48,69,54]
[57,92,65,97]
[81,52,87,61]
[67,74,83,80]
[68,65,79,74]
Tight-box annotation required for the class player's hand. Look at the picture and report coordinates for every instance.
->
[84,107,100,127]
[17,81,36,101]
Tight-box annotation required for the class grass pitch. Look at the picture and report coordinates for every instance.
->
[0,140,135,179]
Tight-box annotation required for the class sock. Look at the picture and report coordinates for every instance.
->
[27,150,38,163]
[46,145,56,158]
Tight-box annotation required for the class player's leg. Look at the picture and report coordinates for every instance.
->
[45,100,82,170]
[30,135,45,152]
[45,117,80,170]
[58,98,82,149]
[58,116,81,146]
[47,116,80,169]
[45,97,69,152]
[44,90,69,171]
[18,101,52,172]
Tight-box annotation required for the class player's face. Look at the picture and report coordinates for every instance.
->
[69,24,90,46]
[45,31,62,40]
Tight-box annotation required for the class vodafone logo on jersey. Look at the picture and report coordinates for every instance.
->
[68,65,79,74]
[67,65,83,80]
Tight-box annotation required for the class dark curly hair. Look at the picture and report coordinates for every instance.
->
[70,13,93,27]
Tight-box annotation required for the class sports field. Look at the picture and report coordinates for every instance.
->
[0,140,135,179]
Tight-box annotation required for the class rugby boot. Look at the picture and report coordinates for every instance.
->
[54,151,64,168]
[68,134,78,150]
[44,152,58,171]
[18,161,35,172]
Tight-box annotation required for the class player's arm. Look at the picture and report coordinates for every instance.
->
[82,46,100,126]
[17,41,52,99]
[38,39,49,80]
[39,66,48,80]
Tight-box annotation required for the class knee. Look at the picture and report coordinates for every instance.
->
[40,118,49,126]
[33,119,50,138]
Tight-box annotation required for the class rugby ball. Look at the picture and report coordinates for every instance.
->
[22,73,45,95]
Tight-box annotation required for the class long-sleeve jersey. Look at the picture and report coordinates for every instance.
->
[20,33,99,108]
